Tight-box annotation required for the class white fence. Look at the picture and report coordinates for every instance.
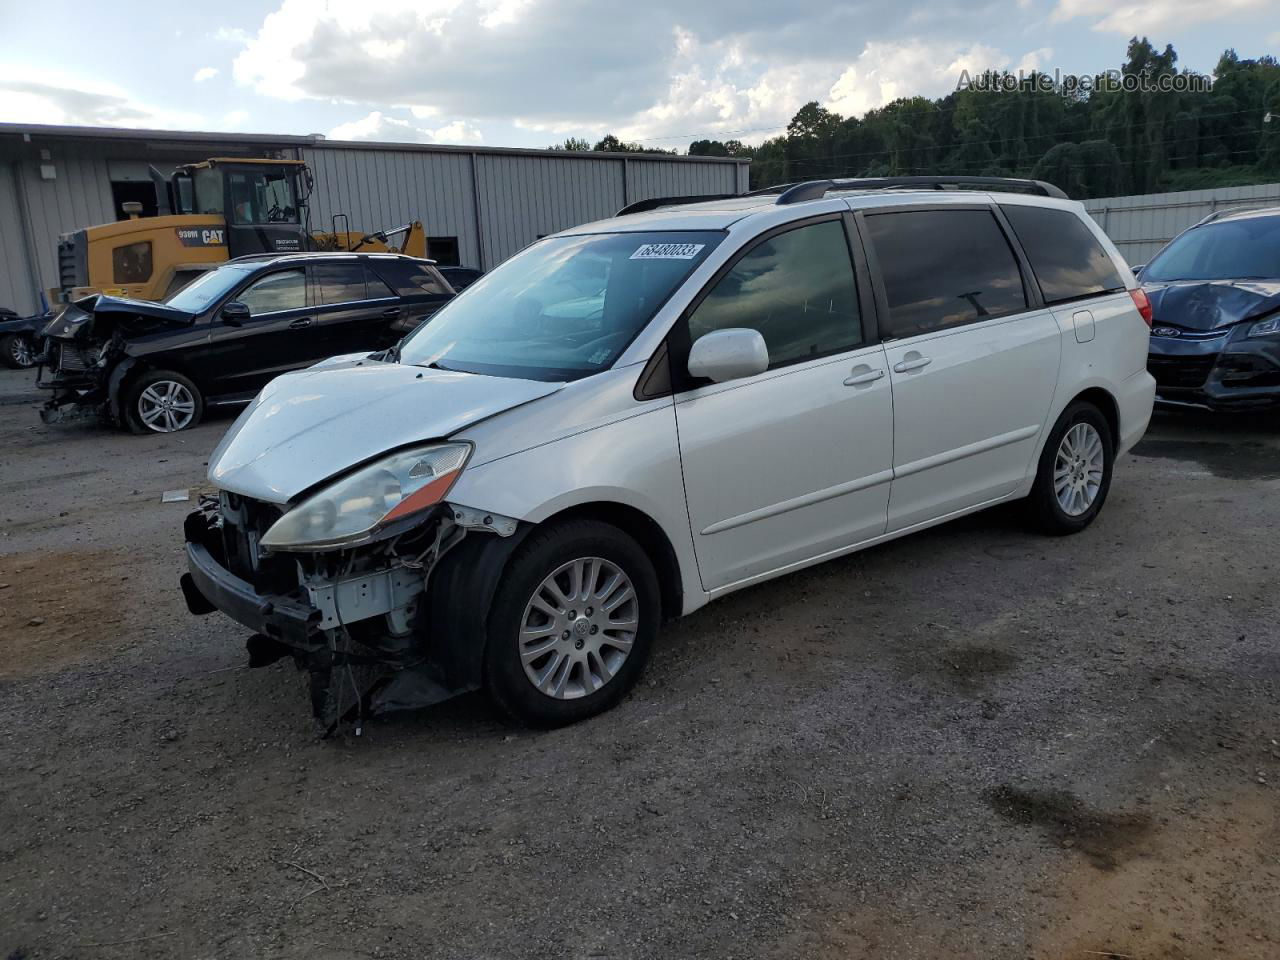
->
[1084,182,1280,265]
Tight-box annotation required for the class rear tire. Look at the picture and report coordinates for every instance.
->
[123,369,204,434]
[0,333,36,369]
[484,519,660,727]
[1027,401,1114,535]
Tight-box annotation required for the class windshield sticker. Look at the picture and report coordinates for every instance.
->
[630,242,705,260]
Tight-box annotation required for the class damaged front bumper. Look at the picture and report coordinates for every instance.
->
[180,495,525,731]
[36,339,110,423]
[1148,323,1280,410]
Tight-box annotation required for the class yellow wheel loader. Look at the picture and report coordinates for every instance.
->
[52,157,427,304]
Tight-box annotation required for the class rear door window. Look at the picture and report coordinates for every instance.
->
[365,265,397,299]
[686,218,862,369]
[864,209,1027,339]
[238,269,306,315]
[1001,204,1126,304]
[314,262,368,305]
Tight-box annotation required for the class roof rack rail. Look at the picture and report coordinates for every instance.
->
[773,176,1069,205]
[1194,203,1280,226]
[616,193,740,216]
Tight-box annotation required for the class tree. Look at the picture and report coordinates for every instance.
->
[548,137,591,151]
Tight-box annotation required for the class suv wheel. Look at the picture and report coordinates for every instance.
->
[0,333,36,369]
[1027,400,1114,535]
[484,519,660,727]
[124,370,204,434]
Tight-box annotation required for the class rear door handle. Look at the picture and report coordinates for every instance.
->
[289,317,313,329]
[844,368,885,386]
[893,355,932,373]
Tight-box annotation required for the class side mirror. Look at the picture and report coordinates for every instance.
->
[1131,264,1145,277]
[688,328,769,383]
[221,301,250,326]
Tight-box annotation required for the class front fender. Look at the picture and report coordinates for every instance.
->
[448,401,706,615]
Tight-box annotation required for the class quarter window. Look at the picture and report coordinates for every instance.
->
[687,219,861,369]
[371,259,449,297]
[313,262,368,305]
[864,210,1027,338]
[238,269,306,315]
[1001,205,1125,304]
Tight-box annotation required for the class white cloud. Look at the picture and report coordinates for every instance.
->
[1052,0,1269,33]
[0,70,203,129]
[222,109,249,128]
[328,110,482,144]
[193,66,219,82]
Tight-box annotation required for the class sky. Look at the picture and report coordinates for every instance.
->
[0,0,1277,151]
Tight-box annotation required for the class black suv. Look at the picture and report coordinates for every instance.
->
[38,252,454,433]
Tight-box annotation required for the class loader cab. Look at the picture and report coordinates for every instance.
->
[171,159,310,258]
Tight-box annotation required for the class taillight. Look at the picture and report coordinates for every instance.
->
[1129,288,1153,327]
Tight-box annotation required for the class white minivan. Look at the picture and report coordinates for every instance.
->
[181,176,1156,729]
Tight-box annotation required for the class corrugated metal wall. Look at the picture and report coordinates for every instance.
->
[305,144,746,270]
[303,146,482,268]
[0,163,36,316]
[1085,183,1280,264]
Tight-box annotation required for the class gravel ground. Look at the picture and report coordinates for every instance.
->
[1,366,1277,960]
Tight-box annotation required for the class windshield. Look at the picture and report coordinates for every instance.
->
[164,265,254,313]
[1144,215,1280,282]
[228,169,299,225]
[397,231,723,381]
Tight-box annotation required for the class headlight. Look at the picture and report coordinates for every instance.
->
[1248,316,1280,338]
[261,442,471,551]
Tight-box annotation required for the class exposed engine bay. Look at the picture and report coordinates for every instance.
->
[181,491,523,735]
[36,295,194,424]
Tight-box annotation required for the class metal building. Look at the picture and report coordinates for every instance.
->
[1084,182,1280,264]
[0,123,750,316]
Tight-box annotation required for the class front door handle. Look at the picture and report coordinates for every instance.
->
[893,355,932,373]
[844,368,885,386]
[289,317,313,329]
[381,307,401,318]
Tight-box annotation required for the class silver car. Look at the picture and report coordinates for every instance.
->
[182,176,1155,729]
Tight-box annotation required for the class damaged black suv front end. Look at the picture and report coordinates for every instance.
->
[36,295,195,424]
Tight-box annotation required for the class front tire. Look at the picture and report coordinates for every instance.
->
[123,369,204,434]
[1027,400,1114,535]
[484,519,660,727]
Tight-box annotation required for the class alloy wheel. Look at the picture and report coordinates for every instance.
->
[519,556,639,700]
[1053,421,1105,517]
[10,336,34,367]
[137,380,197,433]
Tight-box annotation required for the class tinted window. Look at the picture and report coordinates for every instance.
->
[687,219,861,368]
[239,270,306,315]
[398,231,722,382]
[372,259,449,297]
[365,265,397,299]
[1142,215,1280,282]
[314,262,367,305]
[112,241,152,284]
[865,210,1027,338]
[1001,205,1125,303]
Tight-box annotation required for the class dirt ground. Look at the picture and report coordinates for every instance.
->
[1,366,1277,960]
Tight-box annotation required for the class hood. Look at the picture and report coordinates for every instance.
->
[1143,279,1280,332]
[42,295,194,341]
[209,360,563,503]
